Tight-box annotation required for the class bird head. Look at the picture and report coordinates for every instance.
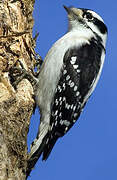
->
[63,5,108,47]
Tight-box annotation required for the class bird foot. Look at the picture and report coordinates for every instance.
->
[9,61,38,89]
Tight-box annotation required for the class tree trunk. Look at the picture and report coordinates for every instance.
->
[0,0,37,179]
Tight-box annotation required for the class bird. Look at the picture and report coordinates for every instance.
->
[27,5,108,174]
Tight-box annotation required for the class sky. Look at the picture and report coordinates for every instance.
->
[27,0,117,180]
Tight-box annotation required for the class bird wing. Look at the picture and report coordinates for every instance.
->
[42,39,102,160]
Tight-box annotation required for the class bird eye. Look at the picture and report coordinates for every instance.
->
[83,12,93,20]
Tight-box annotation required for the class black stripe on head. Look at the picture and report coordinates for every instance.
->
[93,18,108,34]
[82,9,108,34]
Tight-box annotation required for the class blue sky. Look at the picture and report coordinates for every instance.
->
[27,0,117,179]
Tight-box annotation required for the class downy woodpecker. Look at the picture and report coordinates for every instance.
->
[28,5,107,167]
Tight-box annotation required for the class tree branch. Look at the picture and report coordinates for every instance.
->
[0,0,38,179]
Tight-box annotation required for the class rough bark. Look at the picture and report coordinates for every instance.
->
[0,0,37,179]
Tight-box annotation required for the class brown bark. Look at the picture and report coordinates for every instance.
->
[0,0,37,179]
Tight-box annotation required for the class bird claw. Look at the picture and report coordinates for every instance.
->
[9,61,38,89]
[34,54,43,77]
[9,66,26,89]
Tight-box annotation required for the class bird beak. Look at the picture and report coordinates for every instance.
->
[63,5,71,14]
[63,5,83,21]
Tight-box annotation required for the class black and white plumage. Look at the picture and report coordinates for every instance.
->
[28,6,108,165]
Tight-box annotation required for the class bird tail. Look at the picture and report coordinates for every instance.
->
[26,129,58,177]
[26,126,48,177]
[42,132,58,160]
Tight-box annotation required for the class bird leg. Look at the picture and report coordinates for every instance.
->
[9,60,39,89]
